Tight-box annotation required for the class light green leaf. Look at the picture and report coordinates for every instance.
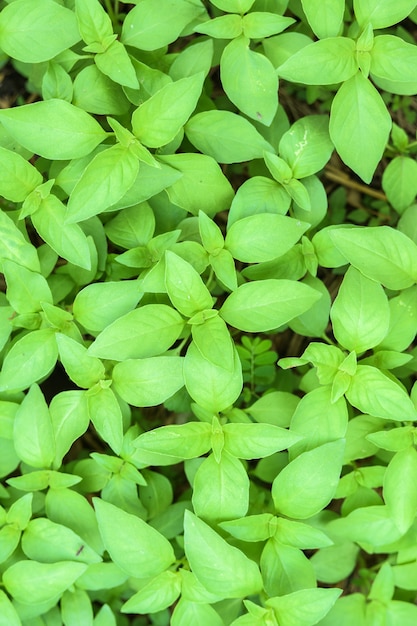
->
[169,39,214,81]
[260,538,316,596]
[386,600,417,626]
[210,0,255,12]
[73,64,130,116]
[329,72,392,182]
[301,0,344,38]
[165,251,212,317]
[184,341,242,413]
[221,36,278,126]
[88,304,184,361]
[87,386,124,455]
[31,194,91,270]
[66,145,139,223]
[134,421,212,463]
[3,560,87,605]
[220,278,322,332]
[267,588,341,626]
[121,570,181,614]
[158,153,234,218]
[382,156,417,214]
[0,0,81,63]
[50,391,90,468]
[277,37,357,85]
[371,35,417,94]
[354,0,417,28]
[225,213,309,263]
[228,176,291,227]
[0,328,58,393]
[279,115,333,179]
[329,505,402,547]
[172,599,225,626]
[95,40,139,89]
[378,287,417,352]
[346,365,417,421]
[195,14,243,39]
[242,12,295,38]
[22,518,101,565]
[193,452,250,522]
[184,510,263,598]
[94,498,175,578]
[223,422,302,459]
[0,99,107,160]
[383,447,417,533]
[0,589,21,626]
[191,314,234,369]
[112,356,184,407]
[330,266,390,352]
[132,73,204,149]
[72,280,143,333]
[2,259,53,314]
[272,440,345,519]
[61,589,94,626]
[56,334,105,389]
[185,110,273,163]
[0,146,42,202]
[289,386,348,457]
[121,0,204,51]
[0,209,40,272]
[75,0,113,47]
[13,384,55,468]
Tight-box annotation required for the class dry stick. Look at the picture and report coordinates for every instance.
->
[324,164,387,201]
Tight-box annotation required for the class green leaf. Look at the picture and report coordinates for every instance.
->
[0,589,21,626]
[0,99,107,160]
[354,0,417,28]
[95,40,139,89]
[172,599,225,626]
[382,156,417,214]
[330,266,390,352]
[0,0,80,63]
[379,287,417,352]
[242,12,295,38]
[386,601,417,626]
[87,386,124,454]
[190,314,234,369]
[184,341,242,413]
[289,386,348,457]
[383,447,417,533]
[371,35,417,94]
[22,518,101,565]
[3,560,87,605]
[184,510,263,598]
[73,280,143,333]
[272,440,345,519]
[50,391,90,467]
[185,110,273,163]
[300,0,344,38]
[2,259,53,314]
[311,542,359,584]
[0,328,58,393]
[159,153,234,218]
[165,251,212,317]
[260,538,316,596]
[221,36,278,126]
[279,115,333,179]
[277,37,357,85]
[94,498,175,578]
[210,0,255,11]
[195,14,243,39]
[56,334,105,388]
[192,452,250,522]
[220,279,322,332]
[223,423,302,459]
[121,570,181,614]
[112,356,184,407]
[13,384,55,468]
[0,209,40,272]
[346,365,417,421]
[132,73,204,149]
[33,194,93,269]
[329,72,392,182]
[66,145,139,223]
[134,421,212,463]
[88,304,184,361]
[329,505,402,548]
[225,213,309,263]
[170,39,214,81]
[73,64,130,116]
[228,176,291,227]
[0,146,42,202]
[61,589,94,626]
[267,588,341,626]
[121,0,204,51]
[75,0,113,46]
[329,226,417,289]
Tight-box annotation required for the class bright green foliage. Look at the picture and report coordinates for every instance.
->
[1,0,417,624]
